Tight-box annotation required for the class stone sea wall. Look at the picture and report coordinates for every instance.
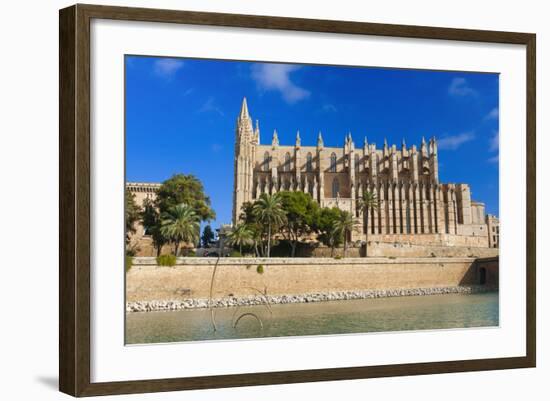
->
[126,256,498,305]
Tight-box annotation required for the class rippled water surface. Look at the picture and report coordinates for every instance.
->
[126,292,499,344]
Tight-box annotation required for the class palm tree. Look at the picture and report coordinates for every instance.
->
[357,190,379,257]
[160,203,200,256]
[252,193,287,257]
[333,210,358,258]
[226,223,253,255]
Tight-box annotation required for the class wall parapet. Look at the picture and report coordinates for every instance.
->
[131,256,477,266]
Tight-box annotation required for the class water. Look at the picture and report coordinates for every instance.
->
[125,292,499,344]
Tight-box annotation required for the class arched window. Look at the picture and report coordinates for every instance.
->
[355,154,360,170]
[263,152,270,172]
[330,152,337,172]
[332,179,340,198]
[306,152,313,172]
[284,152,291,172]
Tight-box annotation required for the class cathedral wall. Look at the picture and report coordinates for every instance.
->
[324,173,351,198]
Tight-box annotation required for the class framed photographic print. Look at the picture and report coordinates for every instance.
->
[59,4,536,397]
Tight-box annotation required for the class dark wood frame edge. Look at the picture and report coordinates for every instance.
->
[59,3,536,397]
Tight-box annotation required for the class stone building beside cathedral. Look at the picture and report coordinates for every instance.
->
[232,98,498,248]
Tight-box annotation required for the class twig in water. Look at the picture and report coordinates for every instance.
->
[230,286,273,328]
[233,313,264,329]
[208,256,221,331]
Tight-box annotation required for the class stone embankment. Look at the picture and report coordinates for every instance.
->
[126,285,495,313]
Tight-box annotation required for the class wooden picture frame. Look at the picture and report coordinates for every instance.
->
[59,3,536,397]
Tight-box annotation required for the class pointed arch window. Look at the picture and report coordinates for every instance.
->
[284,152,291,172]
[332,179,340,198]
[306,152,313,172]
[263,152,270,172]
[330,152,337,172]
[355,154,360,170]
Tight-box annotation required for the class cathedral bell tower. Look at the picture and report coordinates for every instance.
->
[232,97,256,224]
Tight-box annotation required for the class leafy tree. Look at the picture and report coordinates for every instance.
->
[156,174,215,222]
[160,203,200,256]
[201,225,215,248]
[125,189,141,247]
[316,207,344,257]
[239,202,264,257]
[252,193,286,257]
[226,223,253,255]
[357,190,379,257]
[279,191,319,257]
[333,210,358,258]
[141,197,168,257]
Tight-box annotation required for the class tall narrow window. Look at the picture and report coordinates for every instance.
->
[330,152,337,172]
[306,152,313,172]
[332,179,340,198]
[284,152,291,172]
[263,152,270,172]
[355,154,360,170]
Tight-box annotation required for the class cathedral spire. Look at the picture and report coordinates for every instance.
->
[296,130,301,147]
[402,138,407,150]
[272,129,279,148]
[239,97,250,120]
[317,131,324,148]
[254,119,260,144]
[364,136,368,148]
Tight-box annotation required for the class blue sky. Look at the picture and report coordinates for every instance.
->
[126,56,499,228]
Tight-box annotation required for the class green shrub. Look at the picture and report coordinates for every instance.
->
[125,255,133,272]
[256,264,264,274]
[333,255,342,260]
[157,254,177,267]
[186,249,196,257]
[229,250,242,257]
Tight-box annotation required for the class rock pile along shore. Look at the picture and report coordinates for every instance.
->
[126,285,496,313]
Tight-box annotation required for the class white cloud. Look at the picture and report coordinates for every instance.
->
[437,132,475,150]
[251,63,310,103]
[198,97,224,116]
[322,103,337,113]
[448,77,477,97]
[154,58,184,78]
[487,130,499,164]
[485,107,499,120]
[489,130,499,152]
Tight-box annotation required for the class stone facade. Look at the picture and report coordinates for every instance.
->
[126,256,495,301]
[232,98,498,247]
[486,214,500,248]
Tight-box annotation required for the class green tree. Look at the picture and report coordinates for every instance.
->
[201,225,215,248]
[239,202,264,257]
[226,223,253,255]
[160,203,200,256]
[125,189,141,247]
[279,191,319,257]
[156,174,215,222]
[357,190,379,257]
[333,210,358,258]
[316,207,344,257]
[140,197,168,257]
[252,193,287,257]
